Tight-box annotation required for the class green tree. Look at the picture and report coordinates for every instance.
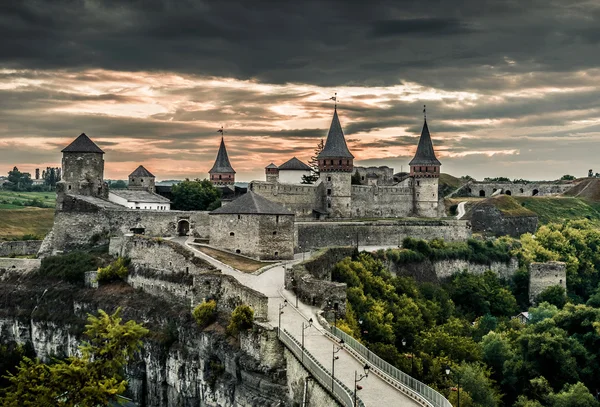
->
[171,179,221,211]
[97,257,129,283]
[536,285,567,308]
[227,304,254,336]
[193,300,217,328]
[351,170,362,185]
[1,308,148,406]
[6,166,32,191]
[108,180,127,189]
[560,175,576,181]
[301,138,324,184]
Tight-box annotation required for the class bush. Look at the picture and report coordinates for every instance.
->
[38,251,97,284]
[193,300,217,328]
[97,257,129,282]
[227,304,254,336]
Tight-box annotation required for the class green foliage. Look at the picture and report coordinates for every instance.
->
[448,271,518,318]
[0,341,35,390]
[1,308,148,406]
[528,302,559,324]
[96,257,129,283]
[536,285,567,308]
[351,170,362,185]
[37,251,98,284]
[193,300,217,328]
[5,166,32,191]
[107,180,127,189]
[560,174,576,181]
[171,179,221,211]
[227,304,254,336]
[301,138,323,184]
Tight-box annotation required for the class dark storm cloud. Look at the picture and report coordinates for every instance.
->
[1,0,599,89]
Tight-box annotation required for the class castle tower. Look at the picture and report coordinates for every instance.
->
[209,137,236,185]
[318,108,354,218]
[409,117,441,217]
[265,163,279,182]
[128,165,156,193]
[57,133,107,208]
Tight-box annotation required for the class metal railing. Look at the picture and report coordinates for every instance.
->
[326,326,451,407]
[279,328,365,407]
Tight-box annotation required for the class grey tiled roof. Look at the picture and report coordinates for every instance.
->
[210,191,293,215]
[318,109,354,159]
[265,163,278,169]
[278,157,311,171]
[62,133,104,154]
[129,165,155,178]
[110,190,171,203]
[209,137,236,174]
[409,120,441,166]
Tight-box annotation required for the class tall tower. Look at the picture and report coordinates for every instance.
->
[265,163,279,182]
[209,137,236,185]
[409,115,441,217]
[318,108,354,218]
[128,165,156,193]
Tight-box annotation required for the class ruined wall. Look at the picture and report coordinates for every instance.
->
[250,181,323,218]
[296,220,471,250]
[351,185,413,218]
[0,258,41,275]
[529,261,567,304]
[0,240,42,257]
[386,258,519,282]
[463,182,573,198]
[354,166,395,185]
[470,205,538,237]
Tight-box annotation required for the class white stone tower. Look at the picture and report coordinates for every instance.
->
[318,108,354,218]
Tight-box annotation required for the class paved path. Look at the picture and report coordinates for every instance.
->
[178,237,421,407]
[456,201,467,220]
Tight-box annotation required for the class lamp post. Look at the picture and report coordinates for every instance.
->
[290,275,299,308]
[445,366,460,407]
[331,339,344,391]
[402,338,414,385]
[327,300,338,329]
[278,299,287,338]
[354,364,370,407]
[301,318,313,363]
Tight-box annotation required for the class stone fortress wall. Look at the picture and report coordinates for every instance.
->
[0,240,42,257]
[460,182,573,198]
[529,261,567,304]
[353,166,395,185]
[110,235,269,320]
[296,219,471,251]
[250,180,324,219]
[350,183,413,218]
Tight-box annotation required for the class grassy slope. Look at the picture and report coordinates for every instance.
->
[194,245,270,273]
[0,191,56,208]
[438,173,465,198]
[515,197,600,225]
[0,208,55,239]
[487,195,537,217]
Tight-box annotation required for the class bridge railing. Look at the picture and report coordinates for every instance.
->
[279,328,365,407]
[326,326,451,407]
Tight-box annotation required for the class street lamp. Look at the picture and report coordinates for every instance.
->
[301,318,313,363]
[445,366,460,407]
[327,300,338,329]
[331,338,344,391]
[354,364,370,407]
[402,338,414,383]
[290,276,298,308]
[278,299,287,337]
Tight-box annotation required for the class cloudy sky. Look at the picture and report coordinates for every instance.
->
[1,0,599,181]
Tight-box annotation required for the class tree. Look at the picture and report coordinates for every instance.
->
[301,138,324,184]
[551,382,599,407]
[536,285,567,308]
[1,308,148,406]
[227,304,254,336]
[193,300,217,328]
[171,179,221,211]
[108,180,127,189]
[560,174,576,181]
[6,166,32,191]
[351,170,362,185]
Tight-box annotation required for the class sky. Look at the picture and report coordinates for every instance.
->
[1,0,600,182]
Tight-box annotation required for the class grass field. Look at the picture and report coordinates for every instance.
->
[0,208,55,240]
[194,245,271,273]
[0,191,56,208]
[515,197,600,225]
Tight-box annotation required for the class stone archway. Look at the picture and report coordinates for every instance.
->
[532,189,539,196]
[505,190,512,196]
[177,219,190,236]
[479,190,486,197]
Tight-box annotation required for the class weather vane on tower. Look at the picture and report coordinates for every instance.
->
[217,126,225,137]
[329,92,337,109]
[423,105,427,120]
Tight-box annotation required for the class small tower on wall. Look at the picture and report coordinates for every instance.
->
[318,108,354,218]
[56,133,108,210]
[265,163,279,182]
[209,136,236,186]
[128,165,156,193]
[409,111,441,217]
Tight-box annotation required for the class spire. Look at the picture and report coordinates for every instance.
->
[62,133,104,154]
[209,136,236,174]
[409,118,441,166]
[318,109,354,159]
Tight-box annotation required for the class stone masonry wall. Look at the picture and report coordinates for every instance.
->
[351,184,413,218]
[0,258,41,276]
[0,240,42,257]
[462,182,573,198]
[250,180,324,219]
[529,261,567,304]
[296,219,471,250]
[387,258,519,282]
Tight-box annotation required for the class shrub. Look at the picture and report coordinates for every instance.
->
[227,304,254,336]
[38,251,97,284]
[97,257,129,283]
[193,300,217,328]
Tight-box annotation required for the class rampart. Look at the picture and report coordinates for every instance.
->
[386,258,519,282]
[529,261,567,305]
[250,180,324,218]
[0,240,42,257]
[296,219,471,250]
[351,185,413,218]
[0,258,41,276]
[458,182,573,198]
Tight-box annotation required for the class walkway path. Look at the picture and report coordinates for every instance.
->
[177,237,421,407]
[455,201,467,220]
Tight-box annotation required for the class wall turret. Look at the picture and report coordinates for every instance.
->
[209,136,236,185]
[409,114,441,217]
[265,163,279,182]
[128,165,156,193]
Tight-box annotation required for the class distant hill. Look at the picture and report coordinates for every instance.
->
[563,178,600,202]
[515,196,600,225]
[438,173,466,198]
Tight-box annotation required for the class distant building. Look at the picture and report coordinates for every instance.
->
[277,157,312,184]
[128,165,156,193]
[108,165,171,210]
[512,312,530,324]
[265,163,279,182]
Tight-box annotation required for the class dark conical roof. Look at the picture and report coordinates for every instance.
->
[210,191,293,215]
[278,157,312,171]
[318,109,354,159]
[209,137,236,174]
[129,165,154,178]
[62,133,104,154]
[409,120,441,166]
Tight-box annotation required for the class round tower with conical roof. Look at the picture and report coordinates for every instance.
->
[409,117,441,217]
[318,109,354,218]
[209,137,236,185]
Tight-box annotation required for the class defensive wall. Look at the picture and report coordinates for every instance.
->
[529,261,567,305]
[386,258,519,282]
[350,185,413,218]
[0,240,42,257]
[112,235,269,320]
[296,219,471,251]
[39,194,210,255]
[0,258,41,276]
[457,182,573,198]
[250,181,324,219]
[354,166,395,185]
